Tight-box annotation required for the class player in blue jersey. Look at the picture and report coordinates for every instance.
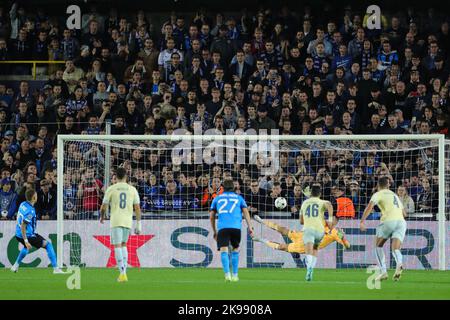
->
[209,179,254,282]
[11,189,64,274]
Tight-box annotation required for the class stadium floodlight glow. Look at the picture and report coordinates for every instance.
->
[56,134,447,271]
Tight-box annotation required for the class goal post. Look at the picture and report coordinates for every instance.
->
[56,133,447,270]
[438,136,445,271]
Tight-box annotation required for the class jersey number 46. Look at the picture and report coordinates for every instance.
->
[305,204,319,217]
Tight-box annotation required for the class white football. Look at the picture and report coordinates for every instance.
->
[274,197,287,210]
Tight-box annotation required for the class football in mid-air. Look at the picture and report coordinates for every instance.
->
[274,197,287,210]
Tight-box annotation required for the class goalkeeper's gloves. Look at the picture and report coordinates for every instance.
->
[135,220,142,234]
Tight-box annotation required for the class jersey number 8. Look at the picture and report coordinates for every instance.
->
[119,193,127,209]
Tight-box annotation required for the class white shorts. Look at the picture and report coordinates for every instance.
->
[376,220,407,242]
[302,228,324,246]
[111,227,130,245]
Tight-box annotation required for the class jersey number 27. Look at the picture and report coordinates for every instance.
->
[217,199,239,214]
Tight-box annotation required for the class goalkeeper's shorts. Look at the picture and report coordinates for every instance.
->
[287,231,305,253]
[111,227,131,245]
[376,220,407,242]
[287,230,340,253]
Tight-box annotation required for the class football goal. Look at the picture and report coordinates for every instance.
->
[56,134,448,270]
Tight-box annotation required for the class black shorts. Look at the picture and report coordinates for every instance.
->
[217,228,241,250]
[16,234,46,249]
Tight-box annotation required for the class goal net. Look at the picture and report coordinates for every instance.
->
[56,134,448,270]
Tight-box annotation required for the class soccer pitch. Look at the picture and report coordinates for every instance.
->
[1,268,449,300]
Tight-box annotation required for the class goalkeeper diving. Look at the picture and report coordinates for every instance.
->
[253,185,350,281]
[252,184,350,254]
[100,167,142,282]
[253,216,350,253]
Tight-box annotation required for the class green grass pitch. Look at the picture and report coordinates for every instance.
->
[1,268,449,300]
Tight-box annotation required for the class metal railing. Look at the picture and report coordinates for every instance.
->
[0,60,66,79]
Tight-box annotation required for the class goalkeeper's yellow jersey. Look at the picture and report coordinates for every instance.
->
[370,189,405,222]
[102,182,140,229]
[300,197,328,233]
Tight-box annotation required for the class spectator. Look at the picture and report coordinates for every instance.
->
[245,179,266,215]
[122,98,144,134]
[36,178,56,220]
[92,81,109,113]
[422,41,441,71]
[384,113,407,134]
[255,104,276,131]
[66,86,88,117]
[158,37,183,71]
[61,28,80,61]
[348,27,365,58]
[76,167,103,219]
[63,60,85,93]
[416,178,435,217]
[288,184,305,218]
[397,185,415,216]
[9,28,31,74]
[32,30,49,70]
[348,180,364,218]
[332,44,352,71]
[138,38,159,72]
[377,41,399,72]
[0,178,17,220]
[331,185,356,219]
[124,57,149,83]
[210,25,235,65]
[14,81,34,112]
[432,113,449,137]
[307,26,332,57]
[229,49,252,85]
[201,177,223,207]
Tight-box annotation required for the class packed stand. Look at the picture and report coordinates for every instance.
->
[0,2,448,220]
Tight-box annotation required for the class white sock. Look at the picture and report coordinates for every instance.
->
[311,256,317,269]
[375,247,387,273]
[114,247,124,274]
[393,249,403,267]
[122,247,128,274]
[305,255,313,269]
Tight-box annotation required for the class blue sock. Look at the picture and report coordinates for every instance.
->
[220,252,230,274]
[45,242,57,268]
[231,251,239,276]
[16,248,29,265]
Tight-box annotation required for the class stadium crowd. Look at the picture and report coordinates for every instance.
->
[0,2,448,220]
